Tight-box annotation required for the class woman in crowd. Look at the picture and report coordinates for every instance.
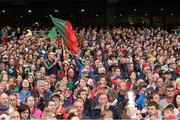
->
[17,104,35,120]
[25,96,42,119]
[18,79,31,103]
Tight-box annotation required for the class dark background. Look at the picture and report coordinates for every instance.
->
[0,0,180,30]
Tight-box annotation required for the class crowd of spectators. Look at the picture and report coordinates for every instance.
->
[0,26,179,120]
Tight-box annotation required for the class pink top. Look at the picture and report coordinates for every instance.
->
[32,108,42,119]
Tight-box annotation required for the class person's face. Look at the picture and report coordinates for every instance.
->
[28,76,33,83]
[68,69,75,78]
[152,51,157,56]
[9,94,17,106]
[83,41,88,47]
[49,52,56,60]
[97,62,103,68]
[39,83,45,93]
[128,64,134,71]
[51,96,60,103]
[130,72,136,80]
[136,79,144,86]
[148,106,157,116]
[0,93,9,105]
[115,69,121,76]
[176,95,180,106]
[11,111,20,120]
[30,65,36,71]
[2,74,8,81]
[44,82,49,90]
[16,76,22,85]
[177,60,180,66]
[152,94,160,104]
[99,78,106,85]
[98,67,106,74]
[10,59,15,65]
[58,82,66,91]
[84,60,91,66]
[163,109,174,119]
[170,63,177,70]
[125,105,136,117]
[118,82,127,91]
[103,113,113,120]
[59,92,65,101]
[85,50,90,56]
[165,73,172,80]
[144,66,151,73]
[68,108,78,116]
[98,94,108,106]
[156,78,163,87]
[26,97,35,108]
[35,72,42,79]
[79,91,87,101]
[47,101,56,112]
[166,88,175,98]
[22,79,29,89]
[79,79,86,87]
[20,109,29,120]
[74,101,84,115]
[40,67,46,74]
[121,58,126,64]
[9,78,14,86]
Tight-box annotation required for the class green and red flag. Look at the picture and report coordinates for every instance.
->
[48,16,78,54]
[47,27,57,39]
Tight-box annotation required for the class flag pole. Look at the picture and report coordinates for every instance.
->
[62,39,68,77]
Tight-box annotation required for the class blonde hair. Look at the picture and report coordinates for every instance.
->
[175,77,180,88]
[42,108,56,119]
[100,109,113,119]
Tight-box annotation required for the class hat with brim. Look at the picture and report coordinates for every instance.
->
[163,103,175,111]
[51,92,60,99]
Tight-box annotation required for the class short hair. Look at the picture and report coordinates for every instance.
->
[36,80,45,88]
[77,89,86,96]
[9,92,18,98]
[165,83,174,91]
[148,101,159,109]
[25,96,34,103]
[98,74,107,82]
[73,98,84,107]
[114,67,120,72]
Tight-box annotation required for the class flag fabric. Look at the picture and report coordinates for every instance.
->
[47,27,57,39]
[50,16,78,54]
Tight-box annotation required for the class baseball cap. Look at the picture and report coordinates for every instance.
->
[163,103,175,111]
